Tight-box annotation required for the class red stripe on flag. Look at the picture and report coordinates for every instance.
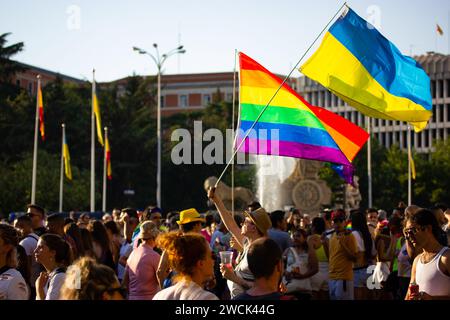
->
[309,105,369,147]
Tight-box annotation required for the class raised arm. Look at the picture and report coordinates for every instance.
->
[156,250,170,290]
[208,187,245,248]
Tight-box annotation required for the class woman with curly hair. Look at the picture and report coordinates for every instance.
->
[61,256,125,300]
[152,231,217,300]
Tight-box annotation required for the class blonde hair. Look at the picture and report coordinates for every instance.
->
[61,256,119,300]
[156,231,208,278]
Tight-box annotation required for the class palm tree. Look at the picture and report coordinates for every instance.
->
[0,32,25,83]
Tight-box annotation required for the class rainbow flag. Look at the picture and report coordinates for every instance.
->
[37,80,45,141]
[331,163,355,186]
[301,8,432,132]
[63,135,72,180]
[345,221,352,232]
[237,52,368,168]
[105,134,112,180]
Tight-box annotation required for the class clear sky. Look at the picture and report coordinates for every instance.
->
[1,0,449,82]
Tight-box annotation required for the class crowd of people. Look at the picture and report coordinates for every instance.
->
[0,192,449,300]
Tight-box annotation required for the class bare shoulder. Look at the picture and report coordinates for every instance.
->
[441,248,450,262]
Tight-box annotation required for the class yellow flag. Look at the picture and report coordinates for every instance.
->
[409,152,416,180]
[93,92,104,146]
[63,137,72,180]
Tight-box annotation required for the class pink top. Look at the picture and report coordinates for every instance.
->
[126,244,161,300]
[201,229,212,244]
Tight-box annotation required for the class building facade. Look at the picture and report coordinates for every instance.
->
[11,61,85,95]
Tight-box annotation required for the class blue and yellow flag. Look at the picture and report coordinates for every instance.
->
[63,136,72,180]
[301,8,432,132]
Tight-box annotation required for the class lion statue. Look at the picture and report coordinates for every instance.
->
[204,176,254,211]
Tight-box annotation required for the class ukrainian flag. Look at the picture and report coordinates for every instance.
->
[301,8,432,132]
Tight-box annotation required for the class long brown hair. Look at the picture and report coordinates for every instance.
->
[40,234,73,267]
[0,223,20,268]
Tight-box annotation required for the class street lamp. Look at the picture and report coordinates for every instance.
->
[133,44,186,209]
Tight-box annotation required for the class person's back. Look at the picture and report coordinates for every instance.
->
[235,291,282,300]
[0,267,29,300]
[153,279,218,300]
[327,210,358,300]
[328,232,356,281]
[126,244,160,300]
[268,228,292,252]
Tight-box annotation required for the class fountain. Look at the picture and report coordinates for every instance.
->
[255,155,333,216]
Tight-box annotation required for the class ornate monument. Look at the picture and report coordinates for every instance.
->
[279,159,332,216]
[345,176,362,210]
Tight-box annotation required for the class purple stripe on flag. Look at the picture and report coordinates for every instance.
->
[236,137,351,166]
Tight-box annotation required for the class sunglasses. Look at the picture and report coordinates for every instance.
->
[403,226,425,236]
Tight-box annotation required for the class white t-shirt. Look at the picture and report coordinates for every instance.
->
[0,268,29,300]
[19,233,38,256]
[352,231,365,252]
[19,233,40,287]
[38,269,66,300]
[352,231,377,256]
[152,280,218,300]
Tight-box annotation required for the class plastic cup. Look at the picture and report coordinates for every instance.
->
[219,251,233,268]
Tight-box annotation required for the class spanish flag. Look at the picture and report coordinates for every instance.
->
[437,24,444,36]
[37,80,45,141]
[105,134,112,180]
[92,80,104,146]
[63,135,72,180]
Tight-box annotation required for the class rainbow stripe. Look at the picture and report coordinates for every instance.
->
[237,52,368,166]
[346,221,352,231]
[301,8,432,132]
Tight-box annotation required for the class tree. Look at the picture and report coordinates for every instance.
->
[0,32,25,82]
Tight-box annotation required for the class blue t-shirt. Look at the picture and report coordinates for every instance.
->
[268,228,293,253]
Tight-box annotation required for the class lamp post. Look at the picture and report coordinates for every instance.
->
[133,44,186,208]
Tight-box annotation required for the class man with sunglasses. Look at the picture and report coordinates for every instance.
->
[327,210,358,300]
[26,204,47,237]
[405,209,450,300]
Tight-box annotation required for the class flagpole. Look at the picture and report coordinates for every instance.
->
[231,49,237,215]
[59,124,65,212]
[366,116,373,208]
[31,75,41,204]
[214,2,348,188]
[91,69,96,213]
[407,125,412,205]
[102,127,108,213]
